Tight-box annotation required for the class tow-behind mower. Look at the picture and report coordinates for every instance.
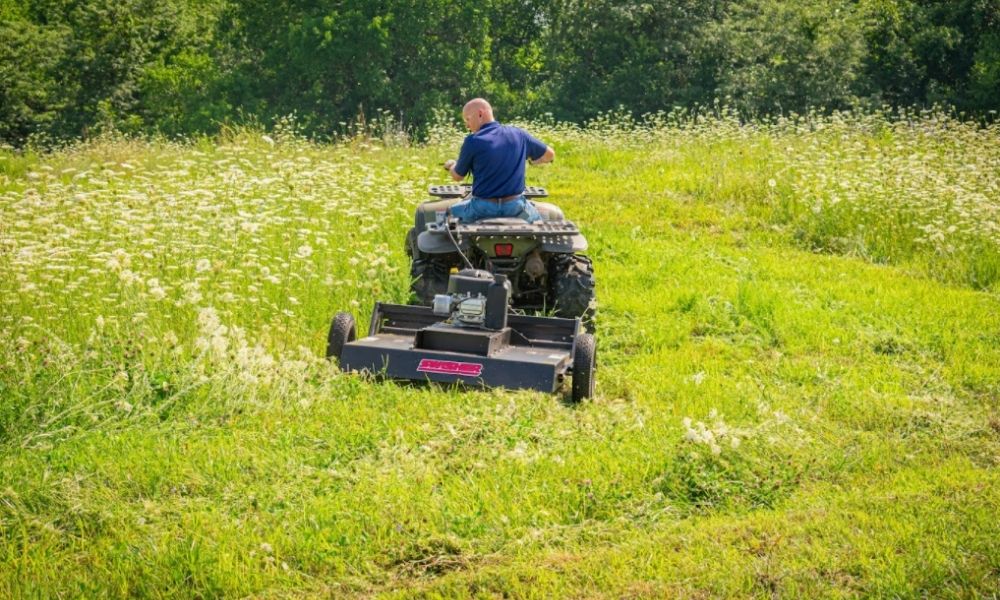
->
[327,206,597,402]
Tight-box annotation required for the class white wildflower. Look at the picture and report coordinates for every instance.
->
[147,278,167,300]
[197,307,222,335]
[508,441,528,459]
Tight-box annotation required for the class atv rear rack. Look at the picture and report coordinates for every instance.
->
[446,220,581,236]
[428,184,548,199]
[417,218,586,255]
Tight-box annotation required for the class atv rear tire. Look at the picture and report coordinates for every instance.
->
[410,256,453,305]
[326,312,356,361]
[550,253,596,328]
[571,333,596,402]
[404,227,419,259]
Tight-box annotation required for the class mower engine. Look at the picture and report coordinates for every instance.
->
[432,269,510,330]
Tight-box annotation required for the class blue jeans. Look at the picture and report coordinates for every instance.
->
[449,195,542,224]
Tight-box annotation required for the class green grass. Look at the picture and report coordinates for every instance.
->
[1,113,999,598]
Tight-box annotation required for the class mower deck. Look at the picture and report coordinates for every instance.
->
[339,303,580,392]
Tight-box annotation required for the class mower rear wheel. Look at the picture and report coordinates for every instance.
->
[571,333,596,403]
[326,312,357,362]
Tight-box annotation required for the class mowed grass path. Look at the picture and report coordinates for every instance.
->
[1,119,999,598]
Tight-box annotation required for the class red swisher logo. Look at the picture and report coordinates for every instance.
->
[417,359,483,377]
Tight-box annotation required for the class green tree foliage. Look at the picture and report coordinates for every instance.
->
[861,0,1000,110]
[0,0,997,146]
[540,0,726,121]
[136,0,229,135]
[0,19,70,143]
[710,0,867,114]
[220,0,496,135]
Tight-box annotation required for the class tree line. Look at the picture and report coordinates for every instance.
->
[2,0,998,146]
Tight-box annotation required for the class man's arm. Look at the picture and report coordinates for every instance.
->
[524,130,553,166]
[443,159,465,181]
[529,146,555,165]
[446,138,474,181]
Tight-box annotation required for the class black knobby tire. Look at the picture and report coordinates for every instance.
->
[571,333,596,403]
[410,256,453,305]
[404,227,419,259]
[550,253,596,328]
[326,312,357,361]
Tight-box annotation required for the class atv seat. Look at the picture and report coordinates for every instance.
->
[528,201,564,222]
[469,201,563,224]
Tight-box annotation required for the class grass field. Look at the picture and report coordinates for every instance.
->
[1,111,999,598]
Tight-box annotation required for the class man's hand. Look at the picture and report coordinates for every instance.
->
[444,159,464,182]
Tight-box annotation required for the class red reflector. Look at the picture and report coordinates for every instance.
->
[495,243,514,257]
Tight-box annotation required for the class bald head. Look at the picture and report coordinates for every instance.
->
[462,98,495,132]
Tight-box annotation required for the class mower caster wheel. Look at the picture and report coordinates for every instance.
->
[571,333,596,403]
[326,312,357,362]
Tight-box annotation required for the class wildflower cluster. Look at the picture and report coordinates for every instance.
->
[0,136,432,369]
[658,405,808,511]
[682,411,742,456]
[771,109,1000,287]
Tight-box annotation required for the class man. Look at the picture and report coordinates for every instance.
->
[443,98,555,223]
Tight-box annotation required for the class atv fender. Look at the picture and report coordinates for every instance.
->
[539,234,587,253]
[418,230,472,254]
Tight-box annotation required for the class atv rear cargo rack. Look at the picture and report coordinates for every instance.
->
[428,184,548,199]
[437,219,580,236]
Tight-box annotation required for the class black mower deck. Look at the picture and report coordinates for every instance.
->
[339,303,580,392]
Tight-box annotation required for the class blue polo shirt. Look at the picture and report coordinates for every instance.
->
[454,121,548,199]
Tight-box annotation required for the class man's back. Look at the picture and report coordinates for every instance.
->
[454,121,548,199]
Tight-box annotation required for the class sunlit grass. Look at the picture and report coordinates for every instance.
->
[1,111,998,597]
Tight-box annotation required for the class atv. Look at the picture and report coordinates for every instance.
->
[405,184,596,327]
